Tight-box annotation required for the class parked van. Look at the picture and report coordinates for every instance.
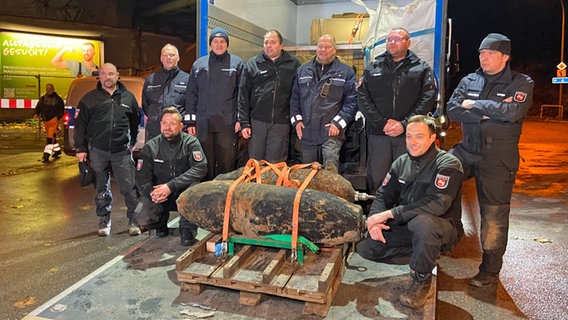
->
[62,76,146,156]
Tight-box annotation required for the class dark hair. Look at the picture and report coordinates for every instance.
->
[407,115,437,135]
[160,106,182,122]
[265,30,283,44]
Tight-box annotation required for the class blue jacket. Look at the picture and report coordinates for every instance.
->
[142,66,189,139]
[290,57,357,145]
[185,51,243,132]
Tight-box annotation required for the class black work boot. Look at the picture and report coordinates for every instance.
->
[156,227,169,238]
[52,150,62,159]
[469,271,499,288]
[399,270,434,309]
[180,228,197,246]
[42,152,50,162]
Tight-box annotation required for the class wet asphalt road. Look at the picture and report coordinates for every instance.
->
[0,125,142,320]
[0,120,567,320]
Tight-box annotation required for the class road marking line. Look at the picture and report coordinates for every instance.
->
[26,255,124,317]
[26,235,153,318]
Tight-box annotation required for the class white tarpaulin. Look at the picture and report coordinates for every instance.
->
[351,0,437,69]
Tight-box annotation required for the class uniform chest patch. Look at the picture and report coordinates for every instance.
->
[382,173,391,187]
[514,91,527,102]
[193,151,203,161]
[435,174,450,189]
[136,159,143,171]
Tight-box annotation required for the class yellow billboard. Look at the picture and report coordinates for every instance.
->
[0,31,102,106]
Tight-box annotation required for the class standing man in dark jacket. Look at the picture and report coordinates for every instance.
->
[290,34,357,172]
[358,27,436,194]
[357,115,463,309]
[74,63,141,237]
[186,27,244,180]
[448,33,534,288]
[143,43,189,140]
[238,30,301,163]
[135,107,207,246]
[33,83,64,162]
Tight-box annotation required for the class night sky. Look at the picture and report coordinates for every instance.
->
[447,0,563,109]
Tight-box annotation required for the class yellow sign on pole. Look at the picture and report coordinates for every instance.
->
[558,69,566,77]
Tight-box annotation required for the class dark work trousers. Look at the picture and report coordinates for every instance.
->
[89,147,138,223]
[366,134,406,195]
[356,214,459,275]
[248,118,290,163]
[453,148,515,274]
[300,135,343,168]
[300,144,323,164]
[146,195,197,235]
[197,129,237,181]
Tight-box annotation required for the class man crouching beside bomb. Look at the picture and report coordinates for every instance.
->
[134,107,207,246]
[356,115,464,309]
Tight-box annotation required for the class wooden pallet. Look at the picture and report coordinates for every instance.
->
[175,233,347,317]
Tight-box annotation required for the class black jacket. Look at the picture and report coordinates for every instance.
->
[238,50,300,127]
[447,64,534,172]
[136,132,207,198]
[142,66,189,138]
[185,51,244,132]
[290,57,357,145]
[357,50,436,135]
[34,92,64,121]
[370,144,464,236]
[74,81,140,154]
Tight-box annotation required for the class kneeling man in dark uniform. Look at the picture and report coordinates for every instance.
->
[135,107,207,246]
[357,115,464,309]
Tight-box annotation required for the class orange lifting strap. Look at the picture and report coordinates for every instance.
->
[222,159,262,246]
[290,163,320,261]
[220,160,322,256]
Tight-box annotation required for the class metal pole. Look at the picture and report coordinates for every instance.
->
[36,74,42,136]
[560,0,565,110]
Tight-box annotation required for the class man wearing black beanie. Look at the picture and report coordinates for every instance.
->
[209,27,229,46]
[185,27,244,181]
[447,33,534,287]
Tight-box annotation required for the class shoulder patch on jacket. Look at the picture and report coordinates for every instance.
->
[382,173,391,187]
[435,174,450,189]
[193,151,203,161]
[514,91,527,103]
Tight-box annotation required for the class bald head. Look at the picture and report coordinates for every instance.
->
[99,63,119,94]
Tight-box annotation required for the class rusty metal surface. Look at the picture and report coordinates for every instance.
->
[177,180,364,247]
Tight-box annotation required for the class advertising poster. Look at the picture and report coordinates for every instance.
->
[0,31,102,102]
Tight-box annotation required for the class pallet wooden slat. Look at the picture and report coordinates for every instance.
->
[223,245,254,278]
[176,236,347,317]
[262,249,287,284]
